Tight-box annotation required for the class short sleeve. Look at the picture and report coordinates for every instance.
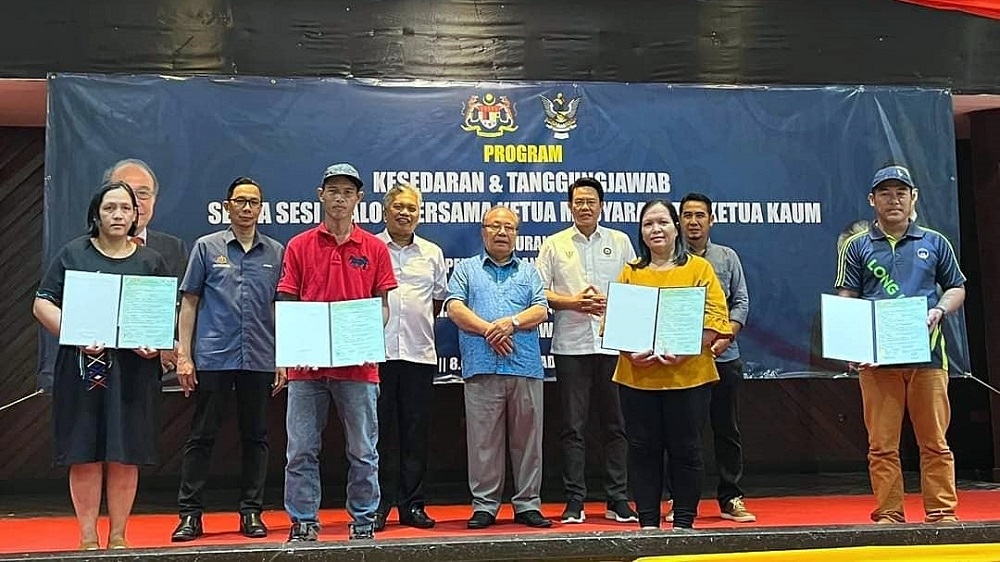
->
[535,238,554,288]
[432,246,448,300]
[525,265,548,307]
[372,242,398,295]
[179,240,207,295]
[36,246,68,306]
[444,259,471,306]
[834,236,864,292]
[277,238,303,297]
[700,260,733,336]
[934,234,966,290]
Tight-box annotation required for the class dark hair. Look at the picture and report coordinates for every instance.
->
[630,199,688,269]
[568,177,604,203]
[226,176,263,199]
[679,192,713,213]
[87,181,139,238]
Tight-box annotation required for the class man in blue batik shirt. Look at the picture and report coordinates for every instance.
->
[445,206,551,530]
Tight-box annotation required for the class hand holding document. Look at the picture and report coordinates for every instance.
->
[275,298,386,368]
[820,294,930,365]
[601,282,707,357]
[59,270,178,349]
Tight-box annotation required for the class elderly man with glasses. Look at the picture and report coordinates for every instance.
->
[445,206,552,530]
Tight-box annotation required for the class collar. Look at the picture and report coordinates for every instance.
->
[690,238,713,257]
[869,221,924,241]
[223,227,261,249]
[133,228,148,243]
[319,222,363,245]
[571,224,604,241]
[480,250,519,268]
[377,229,419,250]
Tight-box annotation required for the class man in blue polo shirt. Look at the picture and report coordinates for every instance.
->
[445,206,551,530]
[172,177,286,541]
[835,164,966,525]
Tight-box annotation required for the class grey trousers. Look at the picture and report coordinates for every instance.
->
[464,374,544,515]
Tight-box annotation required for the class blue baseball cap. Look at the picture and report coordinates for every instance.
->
[322,163,363,189]
[871,165,915,191]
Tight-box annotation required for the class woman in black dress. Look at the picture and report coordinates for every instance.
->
[33,181,169,550]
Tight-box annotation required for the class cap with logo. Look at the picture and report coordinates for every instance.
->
[871,165,914,192]
[322,163,363,189]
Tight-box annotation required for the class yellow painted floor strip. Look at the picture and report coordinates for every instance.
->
[638,543,1000,562]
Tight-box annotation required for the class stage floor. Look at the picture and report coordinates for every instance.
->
[2,488,1000,560]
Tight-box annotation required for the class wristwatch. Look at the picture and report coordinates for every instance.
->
[511,315,521,329]
[933,305,948,316]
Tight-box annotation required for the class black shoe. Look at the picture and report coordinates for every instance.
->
[287,522,319,542]
[239,512,268,538]
[605,500,639,523]
[399,505,436,529]
[374,508,389,532]
[514,509,553,528]
[561,499,585,523]
[171,514,203,542]
[467,510,496,529]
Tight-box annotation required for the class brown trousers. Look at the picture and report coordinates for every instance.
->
[859,367,957,522]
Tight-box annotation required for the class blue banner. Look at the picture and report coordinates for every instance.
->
[42,74,968,388]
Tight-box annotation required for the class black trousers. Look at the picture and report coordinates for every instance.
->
[377,360,435,512]
[663,359,745,507]
[554,354,628,503]
[710,359,745,506]
[620,383,710,529]
[177,370,271,516]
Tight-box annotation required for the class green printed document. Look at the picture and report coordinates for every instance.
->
[601,282,706,356]
[821,294,930,365]
[275,298,386,368]
[60,270,178,349]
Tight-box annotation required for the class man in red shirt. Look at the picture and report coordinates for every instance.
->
[279,163,397,542]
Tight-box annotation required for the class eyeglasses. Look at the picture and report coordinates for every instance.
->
[228,198,263,209]
[572,198,600,209]
[133,189,155,200]
[483,223,518,233]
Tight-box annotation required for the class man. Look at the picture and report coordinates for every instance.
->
[374,183,448,531]
[536,177,637,524]
[835,164,965,524]
[104,159,188,280]
[445,206,551,530]
[105,158,189,375]
[170,177,285,542]
[279,163,397,541]
[678,192,754,523]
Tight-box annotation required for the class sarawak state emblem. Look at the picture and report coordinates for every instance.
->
[540,93,581,140]
[461,93,518,138]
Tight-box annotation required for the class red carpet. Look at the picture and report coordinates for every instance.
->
[2,490,999,554]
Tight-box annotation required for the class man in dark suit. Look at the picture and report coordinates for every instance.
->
[105,158,189,375]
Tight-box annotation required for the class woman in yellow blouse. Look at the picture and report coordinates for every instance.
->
[612,199,732,530]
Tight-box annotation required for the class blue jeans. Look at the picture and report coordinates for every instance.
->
[284,379,380,527]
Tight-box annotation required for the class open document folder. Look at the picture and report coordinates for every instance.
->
[59,270,178,349]
[821,294,930,365]
[601,282,706,356]
[275,298,386,368]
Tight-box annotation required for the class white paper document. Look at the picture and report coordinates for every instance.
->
[601,282,706,356]
[275,298,386,368]
[60,270,122,347]
[59,270,178,349]
[821,294,930,365]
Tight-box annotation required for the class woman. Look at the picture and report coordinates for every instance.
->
[611,199,732,530]
[33,181,169,550]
